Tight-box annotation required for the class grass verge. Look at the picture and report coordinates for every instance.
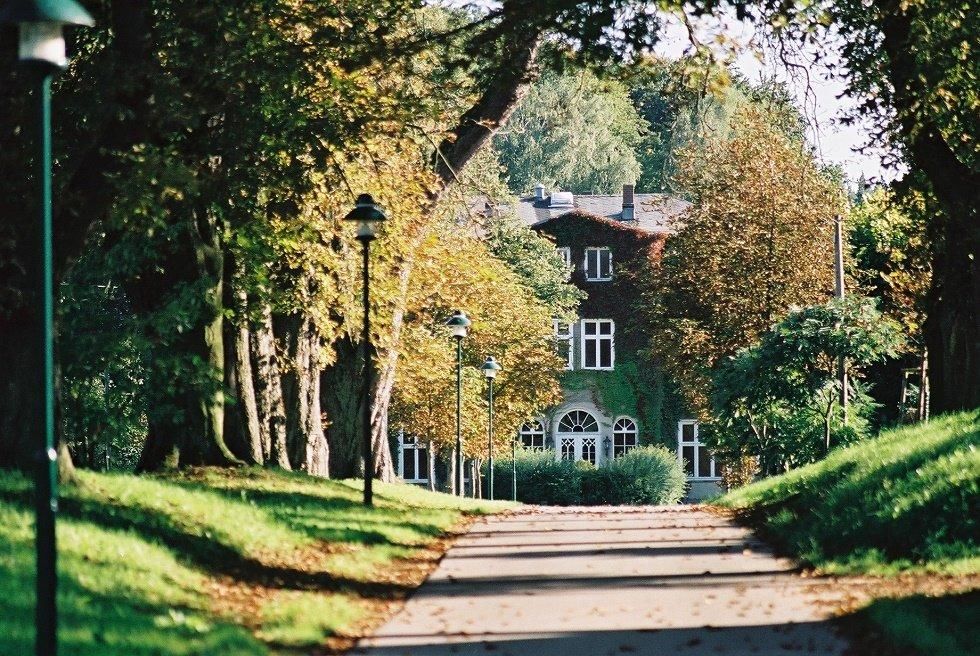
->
[0,467,511,655]
[717,410,979,655]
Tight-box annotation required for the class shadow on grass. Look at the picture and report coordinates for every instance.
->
[839,590,979,656]
[0,533,263,656]
[0,488,416,601]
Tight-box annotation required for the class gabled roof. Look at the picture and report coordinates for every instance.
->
[514,193,690,235]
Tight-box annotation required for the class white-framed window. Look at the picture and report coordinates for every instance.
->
[553,319,573,370]
[580,319,615,370]
[613,417,638,457]
[519,420,546,450]
[558,410,599,433]
[584,247,612,281]
[399,434,430,483]
[677,420,720,480]
[556,247,572,271]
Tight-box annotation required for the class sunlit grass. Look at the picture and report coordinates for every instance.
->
[0,467,512,654]
[718,412,979,656]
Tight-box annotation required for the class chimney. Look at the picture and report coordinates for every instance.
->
[621,183,635,221]
[534,183,546,201]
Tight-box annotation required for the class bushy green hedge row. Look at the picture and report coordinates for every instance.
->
[486,446,686,505]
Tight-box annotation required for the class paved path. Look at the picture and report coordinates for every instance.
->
[353,506,851,655]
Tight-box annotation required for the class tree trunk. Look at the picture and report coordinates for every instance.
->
[253,304,290,469]
[280,313,329,477]
[232,287,263,465]
[133,212,240,471]
[878,4,980,412]
[427,442,436,491]
[321,337,364,478]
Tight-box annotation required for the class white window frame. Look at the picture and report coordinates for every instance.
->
[398,434,430,483]
[556,246,572,271]
[519,420,546,450]
[677,420,720,480]
[553,319,574,370]
[583,247,613,282]
[613,417,638,458]
[580,319,615,370]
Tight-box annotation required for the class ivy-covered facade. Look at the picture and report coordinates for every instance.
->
[516,185,721,498]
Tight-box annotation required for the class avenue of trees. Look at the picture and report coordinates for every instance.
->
[0,0,975,484]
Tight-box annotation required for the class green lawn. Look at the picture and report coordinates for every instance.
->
[717,410,979,655]
[0,467,510,655]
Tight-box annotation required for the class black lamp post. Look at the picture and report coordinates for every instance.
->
[344,194,387,507]
[445,310,470,496]
[0,2,93,654]
[480,356,501,500]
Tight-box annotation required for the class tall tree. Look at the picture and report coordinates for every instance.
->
[642,106,844,412]
[494,70,646,194]
[744,0,980,411]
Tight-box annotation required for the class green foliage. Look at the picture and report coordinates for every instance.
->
[627,57,807,193]
[495,70,645,194]
[849,185,931,348]
[710,296,905,470]
[490,449,584,505]
[483,210,584,321]
[561,360,683,445]
[0,468,508,654]
[59,253,147,471]
[488,446,685,505]
[719,410,980,574]
[581,446,687,505]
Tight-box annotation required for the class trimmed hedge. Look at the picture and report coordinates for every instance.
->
[487,446,686,505]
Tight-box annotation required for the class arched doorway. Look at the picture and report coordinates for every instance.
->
[556,410,600,465]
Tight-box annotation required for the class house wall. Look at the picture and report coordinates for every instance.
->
[533,212,685,447]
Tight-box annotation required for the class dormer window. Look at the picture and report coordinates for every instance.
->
[549,191,574,208]
[584,247,612,281]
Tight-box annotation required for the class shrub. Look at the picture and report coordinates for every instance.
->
[488,446,686,506]
[489,449,583,505]
[584,446,687,505]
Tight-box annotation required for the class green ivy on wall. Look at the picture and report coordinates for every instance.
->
[561,358,687,447]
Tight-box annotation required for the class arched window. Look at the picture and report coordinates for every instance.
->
[558,410,599,433]
[519,421,546,449]
[613,418,638,457]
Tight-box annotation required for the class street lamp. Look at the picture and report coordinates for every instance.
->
[344,193,387,507]
[445,309,470,496]
[480,356,501,500]
[0,1,93,654]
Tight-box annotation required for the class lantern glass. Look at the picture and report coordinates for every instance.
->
[19,22,65,65]
[356,219,376,239]
[451,324,467,339]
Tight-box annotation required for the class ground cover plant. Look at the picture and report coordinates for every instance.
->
[489,447,686,505]
[718,411,979,655]
[0,468,509,655]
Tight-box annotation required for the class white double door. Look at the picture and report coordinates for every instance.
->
[557,433,599,466]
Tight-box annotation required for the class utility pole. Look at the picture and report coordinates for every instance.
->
[834,215,848,429]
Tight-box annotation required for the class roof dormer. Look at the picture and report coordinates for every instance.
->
[549,191,574,208]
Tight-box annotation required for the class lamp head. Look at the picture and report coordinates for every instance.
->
[343,193,387,239]
[0,0,94,68]
[445,309,470,339]
[480,356,501,379]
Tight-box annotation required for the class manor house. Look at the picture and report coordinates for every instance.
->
[399,184,722,500]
